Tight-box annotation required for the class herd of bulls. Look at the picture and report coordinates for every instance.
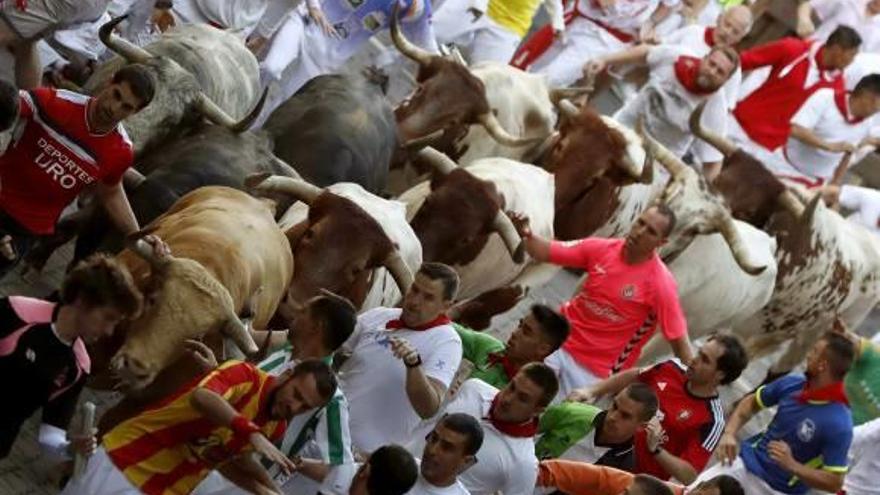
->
[24,14,880,430]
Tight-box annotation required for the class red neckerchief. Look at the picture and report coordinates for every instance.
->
[486,352,520,380]
[833,90,865,124]
[704,27,715,47]
[797,380,849,406]
[487,394,539,438]
[385,314,451,331]
[674,56,715,95]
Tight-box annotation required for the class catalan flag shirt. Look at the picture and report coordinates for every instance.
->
[103,360,287,495]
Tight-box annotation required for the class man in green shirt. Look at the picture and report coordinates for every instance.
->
[454,304,569,389]
[834,319,880,425]
[536,383,659,471]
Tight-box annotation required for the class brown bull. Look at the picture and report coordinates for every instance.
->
[546,100,650,240]
[247,176,415,309]
[389,5,536,150]
[92,187,292,397]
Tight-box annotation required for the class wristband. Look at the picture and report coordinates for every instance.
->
[404,353,423,368]
[230,415,260,438]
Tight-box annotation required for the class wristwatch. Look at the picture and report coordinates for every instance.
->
[404,353,423,368]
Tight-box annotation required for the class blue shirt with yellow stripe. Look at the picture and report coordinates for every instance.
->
[740,374,852,494]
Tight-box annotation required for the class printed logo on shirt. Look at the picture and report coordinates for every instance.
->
[346,0,365,8]
[594,264,606,275]
[25,348,35,362]
[53,366,69,388]
[188,434,234,464]
[657,381,668,391]
[34,137,96,189]
[797,419,817,443]
[362,12,385,32]
[621,284,635,300]
[676,409,692,422]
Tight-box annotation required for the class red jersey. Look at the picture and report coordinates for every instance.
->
[634,360,724,480]
[733,38,845,151]
[549,238,687,378]
[104,361,286,495]
[0,88,133,235]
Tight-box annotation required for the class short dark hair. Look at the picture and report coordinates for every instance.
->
[624,382,659,422]
[704,475,745,495]
[520,362,559,408]
[61,254,143,318]
[854,74,880,97]
[311,291,357,352]
[368,445,419,495]
[819,331,856,380]
[710,333,749,385]
[633,474,675,495]
[438,413,484,455]
[0,79,19,132]
[291,358,338,402]
[531,304,570,351]
[651,203,677,237]
[827,25,862,50]
[418,262,460,301]
[112,63,156,109]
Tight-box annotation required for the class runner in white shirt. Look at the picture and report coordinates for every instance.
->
[773,74,880,187]
[799,0,880,53]
[661,5,751,111]
[432,0,564,64]
[845,417,880,495]
[821,184,880,236]
[586,43,739,180]
[409,364,559,495]
[340,263,463,453]
[407,413,482,495]
[513,0,679,87]
[192,292,359,495]
[654,0,722,38]
[306,445,419,495]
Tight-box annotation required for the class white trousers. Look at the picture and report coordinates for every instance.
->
[60,447,141,495]
[531,17,631,88]
[544,348,603,404]
[694,458,786,495]
[432,0,521,64]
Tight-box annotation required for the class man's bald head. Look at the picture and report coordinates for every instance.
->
[715,5,752,47]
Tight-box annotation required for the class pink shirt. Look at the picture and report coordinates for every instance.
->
[550,238,687,377]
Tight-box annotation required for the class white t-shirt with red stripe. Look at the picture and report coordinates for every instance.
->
[785,88,874,182]
[0,88,132,234]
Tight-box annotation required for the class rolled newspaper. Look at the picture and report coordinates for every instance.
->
[72,401,96,479]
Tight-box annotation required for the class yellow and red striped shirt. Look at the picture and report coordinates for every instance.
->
[104,360,287,495]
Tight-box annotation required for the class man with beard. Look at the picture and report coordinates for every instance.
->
[698,332,855,495]
[569,335,748,485]
[62,359,338,495]
[584,43,739,179]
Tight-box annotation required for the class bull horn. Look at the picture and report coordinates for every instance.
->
[99,16,153,64]
[636,116,687,178]
[220,313,259,356]
[416,147,458,175]
[554,98,580,120]
[637,148,654,184]
[492,211,526,264]
[128,237,171,269]
[390,2,433,66]
[689,101,737,157]
[549,87,594,104]
[717,215,767,275]
[194,90,266,132]
[403,129,446,151]
[246,174,322,205]
[478,112,541,147]
[800,191,822,228]
[777,189,805,218]
[383,250,414,294]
